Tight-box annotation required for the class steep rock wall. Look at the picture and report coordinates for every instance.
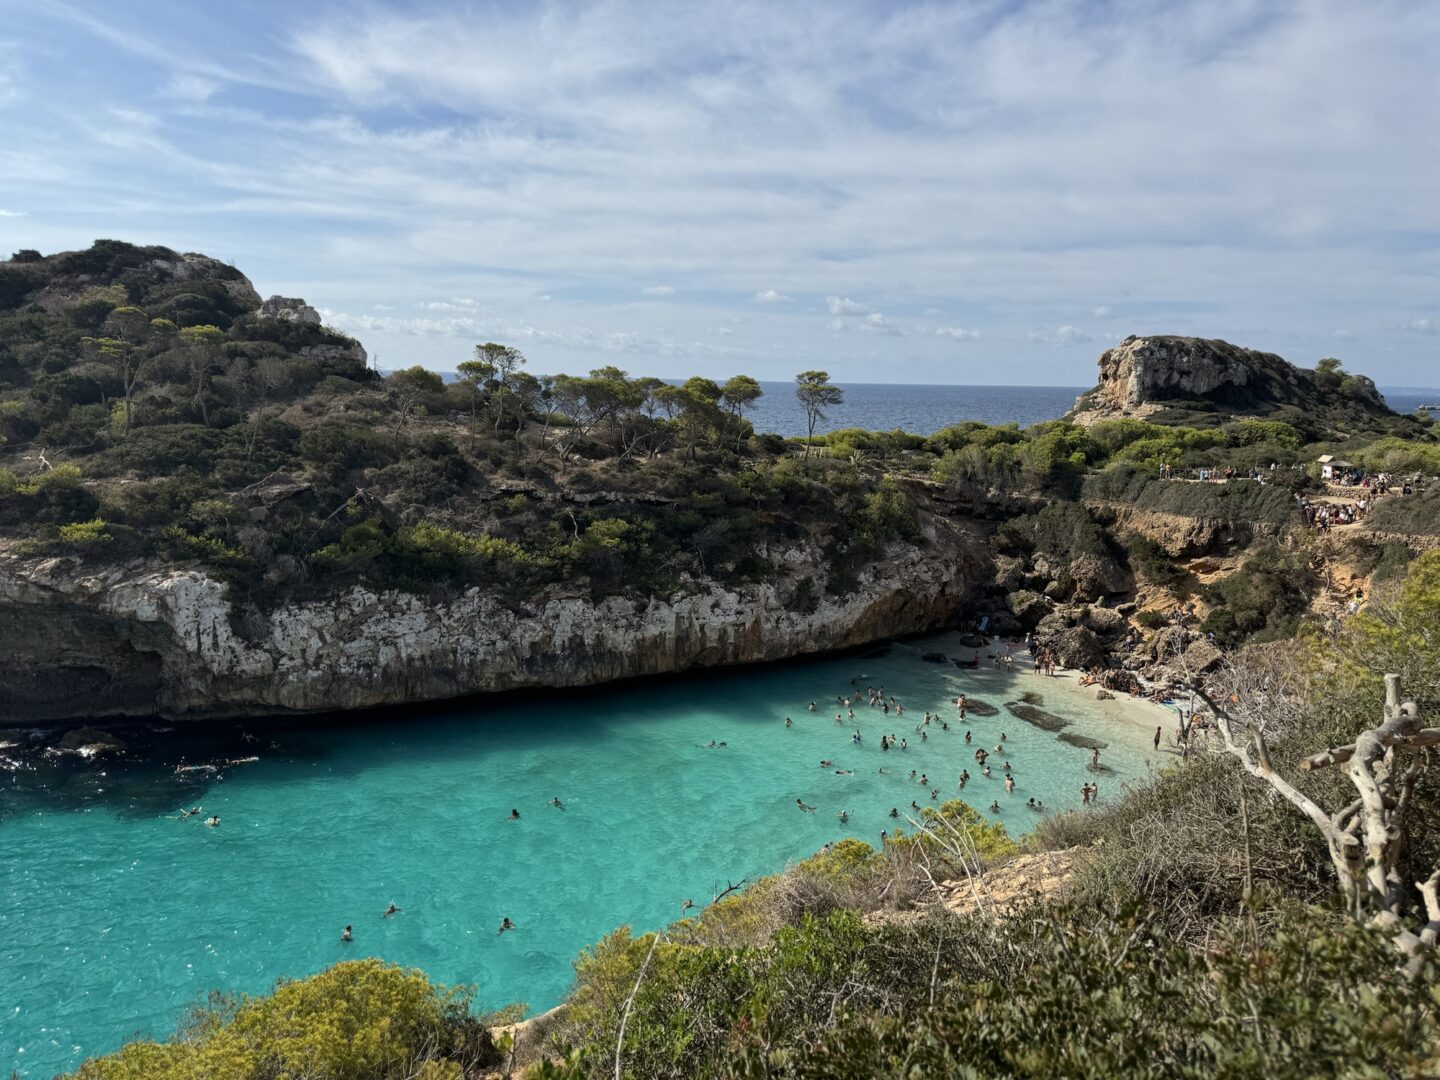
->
[0,526,985,722]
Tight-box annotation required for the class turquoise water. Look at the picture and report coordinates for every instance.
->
[0,632,1168,1077]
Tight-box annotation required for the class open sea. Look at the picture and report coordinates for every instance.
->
[0,632,1174,1077]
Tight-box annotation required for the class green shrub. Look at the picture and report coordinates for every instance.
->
[68,959,496,1079]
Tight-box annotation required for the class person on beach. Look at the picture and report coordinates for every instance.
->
[499,917,516,933]
[1154,725,1162,750]
[797,799,816,812]
[508,809,521,820]
[204,815,220,828]
[341,925,353,942]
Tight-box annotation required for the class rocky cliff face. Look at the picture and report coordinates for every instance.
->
[1069,335,1387,424]
[0,525,985,722]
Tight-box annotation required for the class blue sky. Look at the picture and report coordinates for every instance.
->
[1,0,1438,385]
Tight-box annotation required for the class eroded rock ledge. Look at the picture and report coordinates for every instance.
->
[0,527,985,722]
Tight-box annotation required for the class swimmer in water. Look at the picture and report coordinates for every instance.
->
[834,769,854,775]
[989,801,1000,813]
[911,800,920,811]
[508,809,520,820]
[1000,732,1007,742]
[204,815,220,828]
[930,788,939,800]
[965,730,971,744]
[808,702,817,712]
[796,799,816,813]
[175,807,201,819]
[889,807,899,818]
[785,717,793,727]
[838,810,849,823]
[341,925,353,942]
[959,770,970,788]
[1005,775,1015,793]
[549,797,566,810]
[820,759,833,768]
[499,917,516,934]
[983,766,992,777]
[384,903,400,918]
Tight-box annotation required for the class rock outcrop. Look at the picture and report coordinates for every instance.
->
[259,295,323,324]
[0,530,984,722]
[1069,335,1389,425]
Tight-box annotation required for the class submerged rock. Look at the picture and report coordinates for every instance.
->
[1057,732,1107,750]
[963,698,1000,717]
[1005,702,1069,731]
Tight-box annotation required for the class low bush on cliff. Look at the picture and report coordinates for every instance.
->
[69,959,499,1080]
[1084,463,1300,524]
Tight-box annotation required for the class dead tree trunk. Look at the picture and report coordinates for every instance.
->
[1199,673,1440,972]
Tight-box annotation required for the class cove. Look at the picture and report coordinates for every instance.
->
[0,631,1170,1077]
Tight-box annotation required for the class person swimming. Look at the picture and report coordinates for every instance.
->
[175,807,201,819]
[819,759,833,767]
[889,807,899,818]
[341,925,353,942]
[911,800,920,811]
[989,802,1000,813]
[1005,775,1015,793]
[919,773,928,786]
[796,799,816,812]
[983,765,992,777]
[549,797,566,810]
[204,815,220,828]
[785,717,793,727]
[808,702,817,711]
[499,917,516,934]
[384,903,400,918]
[965,730,971,743]
[837,810,849,823]
[508,808,521,820]
[834,769,854,775]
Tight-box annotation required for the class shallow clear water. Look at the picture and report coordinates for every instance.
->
[0,632,1170,1077]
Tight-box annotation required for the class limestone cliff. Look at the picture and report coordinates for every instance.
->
[0,524,984,722]
[1069,335,1389,425]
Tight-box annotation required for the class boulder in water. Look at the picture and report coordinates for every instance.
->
[921,652,948,664]
[964,698,1000,717]
[56,727,125,756]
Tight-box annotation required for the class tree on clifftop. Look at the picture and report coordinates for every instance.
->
[795,370,843,458]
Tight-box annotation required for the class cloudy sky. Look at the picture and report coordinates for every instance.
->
[1,0,1438,385]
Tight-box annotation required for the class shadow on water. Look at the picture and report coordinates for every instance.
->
[1,636,915,820]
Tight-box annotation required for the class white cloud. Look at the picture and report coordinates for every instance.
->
[754,289,793,304]
[162,72,219,102]
[1092,305,1115,318]
[1029,325,1093,346]
[826,296,872,317]
[936,326,980,341]
[9,1,1440,382]
[642,285,675,296]
[1405,318,1437,335]
[0,208,25,218]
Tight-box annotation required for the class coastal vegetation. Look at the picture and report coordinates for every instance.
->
[9,241,1440,1077]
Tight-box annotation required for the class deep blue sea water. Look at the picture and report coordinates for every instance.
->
[745,383,1085,437]
[0,633,1175,1077]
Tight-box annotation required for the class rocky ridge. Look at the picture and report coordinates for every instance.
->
[1069,335,1389,425]
[0,527,984,722]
